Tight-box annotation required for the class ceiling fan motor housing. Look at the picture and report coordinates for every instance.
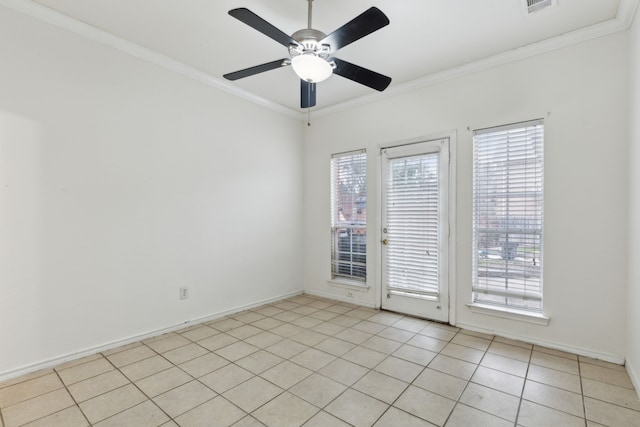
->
[290,29,331,59]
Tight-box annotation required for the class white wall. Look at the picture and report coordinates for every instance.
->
[304,33,629,361]
[0,6,304,377]
[627,10,640,389]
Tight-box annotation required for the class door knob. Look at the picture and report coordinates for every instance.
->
[381,239,388,245]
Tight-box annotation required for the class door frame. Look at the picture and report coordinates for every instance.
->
[375,131,457,325]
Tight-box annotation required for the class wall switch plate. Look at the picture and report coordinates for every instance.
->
[179,287,189,299]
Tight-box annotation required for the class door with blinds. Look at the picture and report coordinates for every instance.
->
[381,139,449,322]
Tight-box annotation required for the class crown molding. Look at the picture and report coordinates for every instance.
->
[0,0,304,120]
[2,0,637,122]
[312,0,640,119]
[619,0,640,26]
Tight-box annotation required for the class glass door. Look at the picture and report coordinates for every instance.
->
[381,139,449,322]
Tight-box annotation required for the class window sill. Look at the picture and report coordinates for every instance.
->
[467,303,550,326]
[328,279,370,292]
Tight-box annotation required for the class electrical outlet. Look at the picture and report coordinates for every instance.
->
[179,287,189,300]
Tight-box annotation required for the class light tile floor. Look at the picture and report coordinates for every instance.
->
[1,294,640,426]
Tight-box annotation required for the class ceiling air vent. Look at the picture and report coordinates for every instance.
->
[525,0,556,14]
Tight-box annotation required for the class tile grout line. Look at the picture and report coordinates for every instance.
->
[577,357,588,427]
[52,368,92,427]
[137,334,264,425]
[513,342,534,427]
[423,328,465,426]
[99,349,176,427]
[2,315,499,425]
[368,324,453,426]
[236,298,372,425]
[5,294,639,426]
[1,363,96,426]
[101,340,226,426]
[175,302,354,424]
[235,303,404,425]
[8,303,417,424]
[503,352,590,423]
[310,325,407,425]
[345,322,422,426]
[135,339,267,425]
[448,334,551,425]
[523,357,607,423]
[294,309,495,425]
[0,367,93,426]
[249,333,367,424]
[444,334,501,426]
[356,321,513,425]
[497,344,640,423]
[202,302,588,422]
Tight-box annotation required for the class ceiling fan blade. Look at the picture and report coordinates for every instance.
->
[319,7,389,52]
[223,59,290,81]
[332,58,391,91]
[301,80,317,108]
[229,8,298,48]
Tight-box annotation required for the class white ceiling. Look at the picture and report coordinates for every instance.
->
[15,0,638,114]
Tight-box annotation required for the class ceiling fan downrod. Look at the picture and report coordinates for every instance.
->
[292,0,328,55]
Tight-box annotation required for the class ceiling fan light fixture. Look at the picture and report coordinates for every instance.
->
[291,54,333,83]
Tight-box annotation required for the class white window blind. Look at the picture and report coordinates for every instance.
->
[331,150,367,282]
[386,152,440,297]
[472,120,544,312]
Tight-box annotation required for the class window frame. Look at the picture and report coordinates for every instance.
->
[330,150,367,285]
[470,119,547,322]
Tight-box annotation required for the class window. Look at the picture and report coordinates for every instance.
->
[331,150,367,282]
[472,120,544,313]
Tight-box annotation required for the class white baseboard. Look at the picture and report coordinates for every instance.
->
[0,289,303,383]
[456,321,625,365]
[627,360,640,399]
[303,289,376,308]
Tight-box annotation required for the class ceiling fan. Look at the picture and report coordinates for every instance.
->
[223,0,392,109]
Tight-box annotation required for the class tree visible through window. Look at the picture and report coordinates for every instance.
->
[472,120,544,312]
[331,150,367,282]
